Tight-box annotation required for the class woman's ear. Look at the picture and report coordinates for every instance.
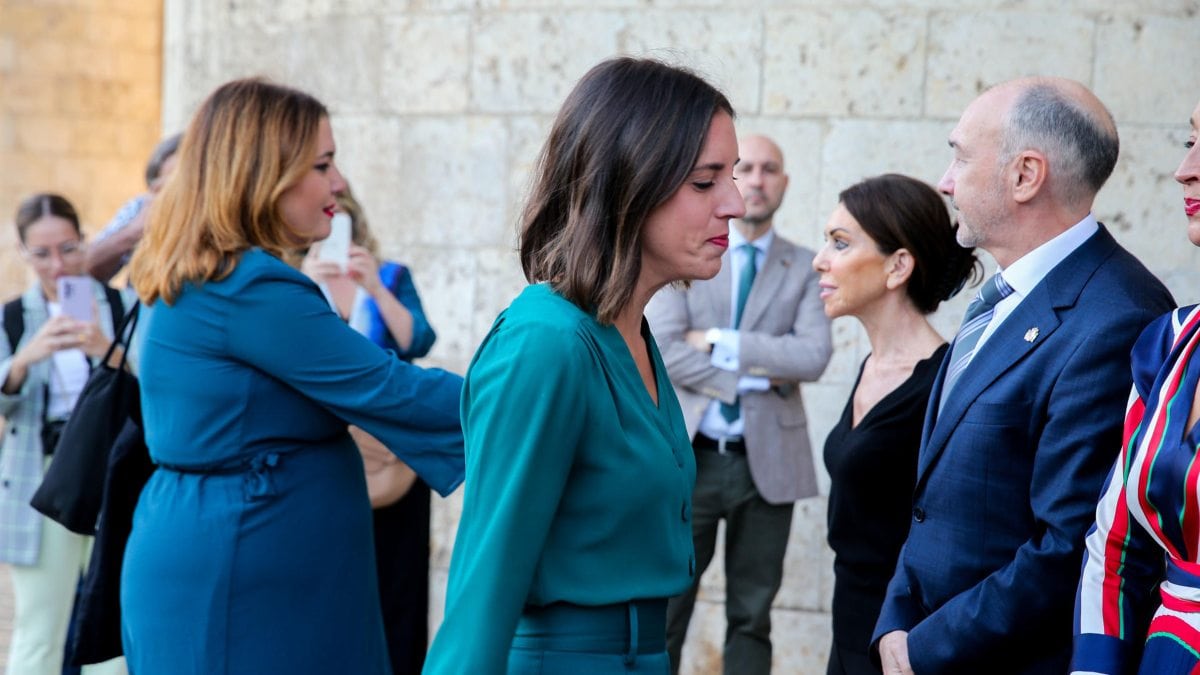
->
[885,249,914,291]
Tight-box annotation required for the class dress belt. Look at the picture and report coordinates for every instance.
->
[1159,558,1200,612]
[157,451,282,498]
[513,598,667,663]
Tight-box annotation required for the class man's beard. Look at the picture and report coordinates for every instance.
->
[739,212,774,227]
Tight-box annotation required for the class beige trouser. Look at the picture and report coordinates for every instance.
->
[7,508,127,675]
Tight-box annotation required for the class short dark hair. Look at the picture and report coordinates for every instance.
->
[1000,84,1119,207]
[840,174,980,314]
[15,192,82,243]
[519,57,734,324]
[145,132,183,187]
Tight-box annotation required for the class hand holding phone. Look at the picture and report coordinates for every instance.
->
[57,276,95,322]
[317,213,352,273]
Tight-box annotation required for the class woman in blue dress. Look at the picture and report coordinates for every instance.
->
[424,57,746,674]
[120,78,465,674]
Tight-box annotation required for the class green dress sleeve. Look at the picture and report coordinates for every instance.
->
[424,314,592,674]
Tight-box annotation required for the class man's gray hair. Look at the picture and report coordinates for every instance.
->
[999,84,1119,208]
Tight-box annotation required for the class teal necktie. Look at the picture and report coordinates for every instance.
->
[720,244,758,423]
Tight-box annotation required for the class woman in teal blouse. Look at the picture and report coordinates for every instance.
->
[423,57,746,674]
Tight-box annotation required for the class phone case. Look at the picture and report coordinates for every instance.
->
[57,276,95,322]
[318,213,352,271]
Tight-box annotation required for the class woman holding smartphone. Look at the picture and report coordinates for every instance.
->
[0,192,127,674]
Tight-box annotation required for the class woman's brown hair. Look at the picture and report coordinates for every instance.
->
[839,173,981,314]
[129,78,328,304]
[519,57,734,324]
[15,193,82,242]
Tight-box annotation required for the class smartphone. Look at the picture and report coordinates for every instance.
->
[57,276,95,322]
[318,212,352,272]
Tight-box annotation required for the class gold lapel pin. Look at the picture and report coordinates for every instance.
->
[1024,327,1039,343]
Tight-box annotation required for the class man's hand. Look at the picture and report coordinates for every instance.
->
[879,630,913,675]
[685,329,711,353]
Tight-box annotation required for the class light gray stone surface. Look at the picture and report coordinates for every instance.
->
[925,11,1096,118]
[763,9,926,117]
[161,2,1200,672]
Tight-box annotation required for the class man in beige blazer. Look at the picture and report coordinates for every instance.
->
[647,134,832,674]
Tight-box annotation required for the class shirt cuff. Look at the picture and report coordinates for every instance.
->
[737,376,770,393]
[709,329,739,371]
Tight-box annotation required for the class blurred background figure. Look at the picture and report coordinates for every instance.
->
[300,186,437,675]
[121,78,463,674]
[85,133,182,284]
[424,56,744,674]
[813,174,978,675]
[0,193,127,675]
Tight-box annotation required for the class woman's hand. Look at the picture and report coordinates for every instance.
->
[19,315,87,364]
[3,315,87,394]
[300,244,345,283]
[346,246,382,293]
[77,319,113,359]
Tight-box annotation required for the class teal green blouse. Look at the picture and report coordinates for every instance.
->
[424,283,697,673]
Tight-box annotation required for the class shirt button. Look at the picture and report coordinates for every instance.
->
[912,506,925,523]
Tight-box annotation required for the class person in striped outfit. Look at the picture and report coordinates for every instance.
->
[1074,97,1200,674]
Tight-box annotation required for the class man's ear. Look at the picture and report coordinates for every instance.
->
[1011,150,1047,204]
[886,249,914,290]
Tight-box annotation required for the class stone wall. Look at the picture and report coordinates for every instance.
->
[160,2,1200,673]
[0,0,162,299]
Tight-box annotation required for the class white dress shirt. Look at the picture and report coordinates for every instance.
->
[976,213,1099,351]
[698,228,773,440]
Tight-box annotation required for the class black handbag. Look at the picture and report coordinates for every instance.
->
[67,417,154,665]
[30,302,140,534]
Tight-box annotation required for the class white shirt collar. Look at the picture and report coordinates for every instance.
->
[728,226,774,257]
[998,213,1098,297]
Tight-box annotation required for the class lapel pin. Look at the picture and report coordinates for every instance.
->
[1024,327,1039,343]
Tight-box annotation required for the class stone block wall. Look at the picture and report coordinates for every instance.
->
[161,1,1199,672]
[0,0,162,299]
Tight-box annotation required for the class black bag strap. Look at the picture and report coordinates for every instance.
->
[102,286,123,334]
[105,302,140,372]
[3,297,22,351]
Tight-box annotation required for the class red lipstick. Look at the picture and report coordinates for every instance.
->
[1186,198,1200,217]
[708,235,729,248]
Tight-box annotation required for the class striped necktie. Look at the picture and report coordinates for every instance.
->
[938,273,1014,411]
[720,244,758,423]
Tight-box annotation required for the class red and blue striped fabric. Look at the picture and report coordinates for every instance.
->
[1075,305,1200,674]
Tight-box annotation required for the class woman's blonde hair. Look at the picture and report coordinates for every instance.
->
[129,78,328,304]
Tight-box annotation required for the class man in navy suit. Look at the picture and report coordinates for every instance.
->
[873,77,1174,674]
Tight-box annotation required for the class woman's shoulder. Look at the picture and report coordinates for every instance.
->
[483,285,596,356]
[222,249,314,291]
[504,284,592,330]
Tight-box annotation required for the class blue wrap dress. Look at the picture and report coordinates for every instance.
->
[120,249,464,674]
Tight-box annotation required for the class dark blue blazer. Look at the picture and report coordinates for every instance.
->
[872,225,1174,674]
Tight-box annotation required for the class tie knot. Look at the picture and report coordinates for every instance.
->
[741,243,757,259]
[978,273,1013,308]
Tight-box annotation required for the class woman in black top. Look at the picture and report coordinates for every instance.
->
[812,174,979,675]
